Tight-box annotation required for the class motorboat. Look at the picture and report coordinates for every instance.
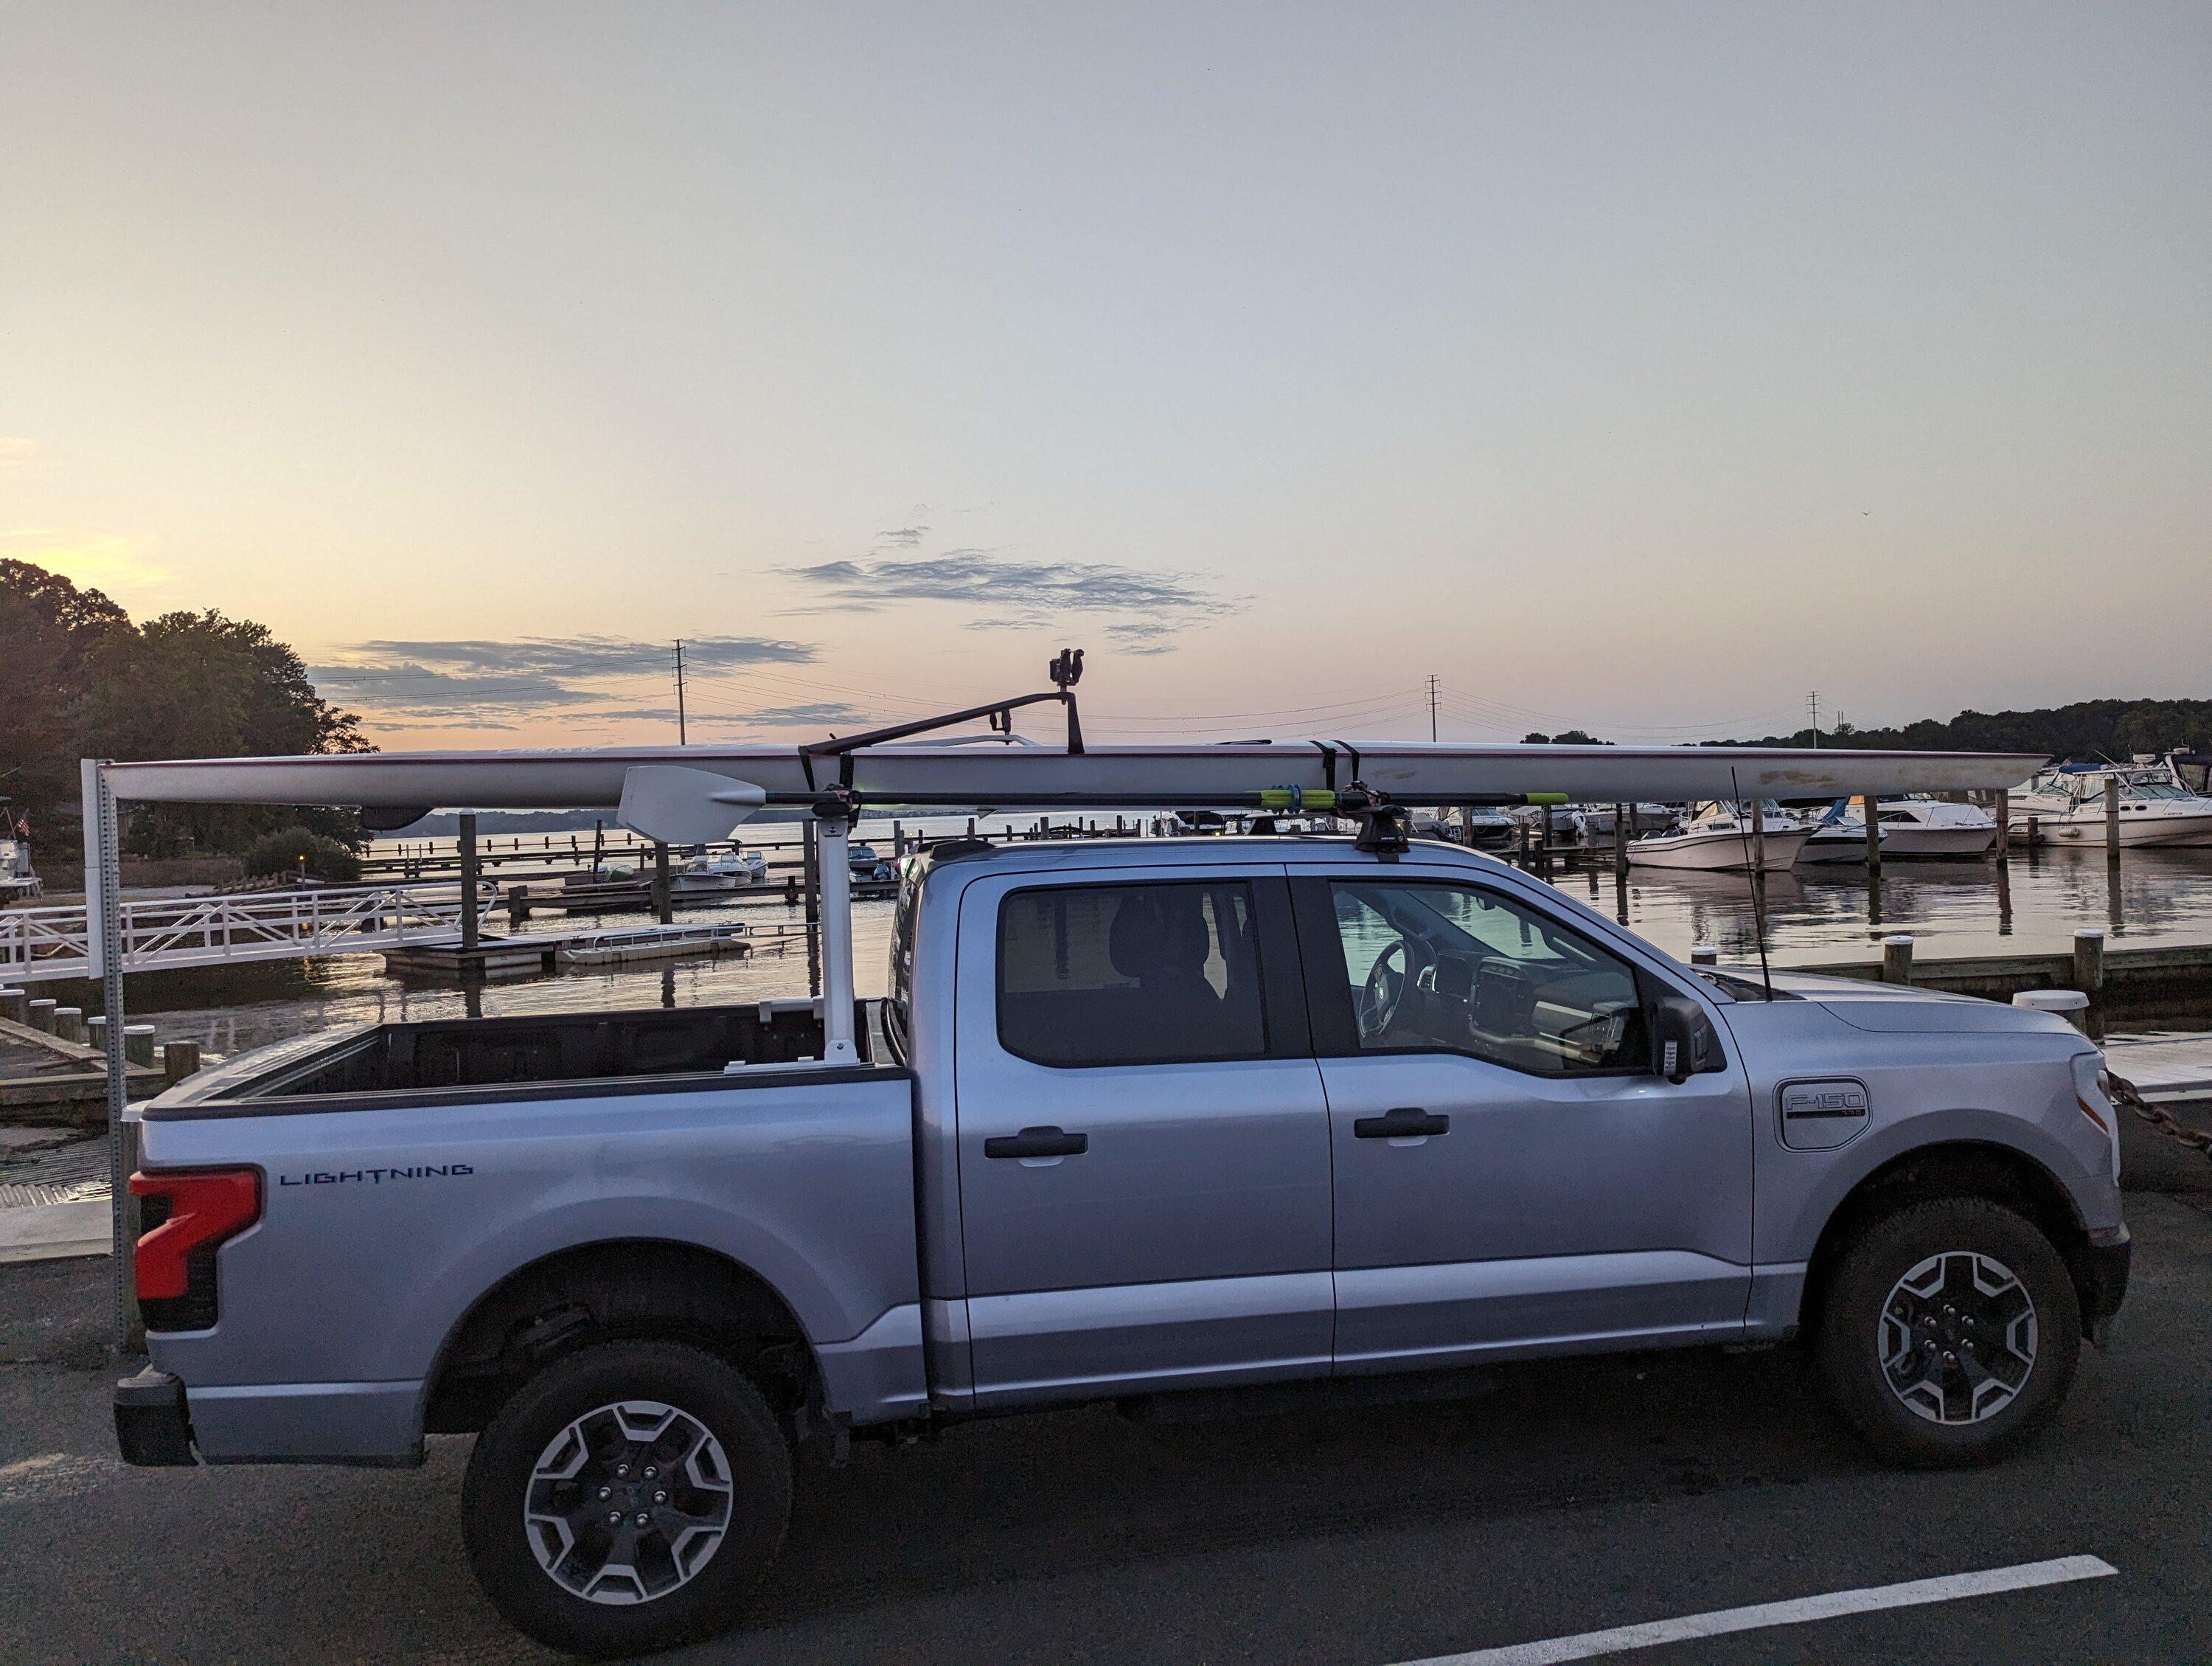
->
[1625,802,1812,872]
[1411,810,1517,850]
[1795,801,1881,865]
[1572,803,1683,844]
[2008,765,2212,848]
[669,845,769,895]
[1875,796,1998,858]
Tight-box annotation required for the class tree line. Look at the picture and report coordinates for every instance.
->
[0,560,371,858]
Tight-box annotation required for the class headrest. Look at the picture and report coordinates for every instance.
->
[1108,892,1212,980]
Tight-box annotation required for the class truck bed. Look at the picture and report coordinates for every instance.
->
[170,1000,874,1106]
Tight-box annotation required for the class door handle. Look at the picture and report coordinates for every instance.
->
[984,1125,1089,1159]
[1354,1106,1450,1139]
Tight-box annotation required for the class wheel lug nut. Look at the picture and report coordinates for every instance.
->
[634,1512,650,1527]
[598,1485,611,1499]
[616,1464,630,1478]
[644,1466,657,1479]
[607,1510,622,1525]
[654,1490,667,1504]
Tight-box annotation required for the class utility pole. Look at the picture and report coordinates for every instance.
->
[672,640,688,746]
[1807,690,1821,749]
[1427,673,1440,742]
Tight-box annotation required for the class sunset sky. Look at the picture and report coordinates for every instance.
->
[3,3,2207,752]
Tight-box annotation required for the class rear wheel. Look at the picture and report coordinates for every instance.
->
[462,1340,793,1657]
[1815,1197,2080,1468]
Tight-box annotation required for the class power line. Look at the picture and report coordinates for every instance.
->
[672,640,688,746]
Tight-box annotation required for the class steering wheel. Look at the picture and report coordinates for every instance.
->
[1357,940,1426,1042]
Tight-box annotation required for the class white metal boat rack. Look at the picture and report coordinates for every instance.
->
[72,650,2046,1342]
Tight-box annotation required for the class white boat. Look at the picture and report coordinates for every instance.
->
[1795,802,1881,865]
[1626,802,1812,872]
[559,923,751,965]
[1572,803,1683,844]
[669,846,768,895]
[1876,796,1998,858]
[2008,766,2212,848]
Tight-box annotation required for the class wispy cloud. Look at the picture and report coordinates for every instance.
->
[344,634,814,679]
[781,549,1239,653]
[312,634,821,723]
[875,526,928,547]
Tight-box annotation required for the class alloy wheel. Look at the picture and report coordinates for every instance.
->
[1877,1250,2038,1425]
[523,1400,735,1605]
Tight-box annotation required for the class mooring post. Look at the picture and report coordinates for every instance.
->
[1691,943,1719,965]
[1613,804,1629,886]
[1862,794,1881,873]
[27,996,55,1032]
[1994,789,2011,859]
[0,988,24,1024]
[1882,933,1915,985]
[653,841,672,925]
[2073,927,2106,993]
[458,812,481,954]
[1750,802,1767,872]
[2104,774,2121,862]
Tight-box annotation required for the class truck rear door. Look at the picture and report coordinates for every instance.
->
[1292,870,1753,1368]
[951,867,1332,1402]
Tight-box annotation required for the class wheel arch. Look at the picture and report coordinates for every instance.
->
[1800,1140,2098,1339]
[423,1238,823,1439]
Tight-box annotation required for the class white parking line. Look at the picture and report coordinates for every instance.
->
[1392,1555,2118,1666]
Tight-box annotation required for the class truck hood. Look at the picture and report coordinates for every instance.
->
[1752,969,2079,1037]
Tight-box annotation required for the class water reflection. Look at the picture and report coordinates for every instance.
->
[73,844,2212,1058]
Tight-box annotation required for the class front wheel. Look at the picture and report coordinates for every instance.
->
[462,1341,793,1657]
[1815,1197,2081,1468]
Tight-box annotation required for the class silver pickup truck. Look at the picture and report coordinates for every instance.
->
[114,833,2128,1657]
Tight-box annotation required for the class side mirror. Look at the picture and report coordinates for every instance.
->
[1651,993,1721,1084]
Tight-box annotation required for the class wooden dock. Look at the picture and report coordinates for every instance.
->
[2102,1035,2212,1104]
[1792,938,2212,1026]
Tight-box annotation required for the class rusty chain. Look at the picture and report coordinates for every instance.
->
[2108,1071,2212,1161]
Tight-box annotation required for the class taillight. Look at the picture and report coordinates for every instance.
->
[130,1169,260,1330]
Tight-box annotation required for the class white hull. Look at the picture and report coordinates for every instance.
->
[1627,826,1812,872]
[1882,825,1997,858]
[1795,829,1874,865]
[2028,812,2212,849]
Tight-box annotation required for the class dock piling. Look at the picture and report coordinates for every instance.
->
[1862,794,1881,874]
[2073,928,2107,993]
[125,1024,156,1066]
[458,813,481,956]
[161,1040,201,1084]
[53,1005,83,1043]
[2105,774,2121,862]
[1882,934,1916,985]
[27,997,55,1032]
[0,987,24,1024]
[1995,789,2011,859]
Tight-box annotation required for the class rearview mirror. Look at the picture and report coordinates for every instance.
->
[1651,993,1722,1084]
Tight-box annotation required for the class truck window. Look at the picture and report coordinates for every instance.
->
[996,881,1267,1067]
[1324,880,1649,1076]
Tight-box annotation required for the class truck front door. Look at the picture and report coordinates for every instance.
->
[953,869,1332,1403]
[1293,871,1753,1370]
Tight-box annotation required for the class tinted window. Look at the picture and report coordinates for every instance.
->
[1326,880,1648,1075]
[997,881,1266,1066]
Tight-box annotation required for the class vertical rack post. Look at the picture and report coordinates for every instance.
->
[82,759,136,1351]
[813,812,858,1065]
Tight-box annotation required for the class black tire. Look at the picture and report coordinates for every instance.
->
[1815,1197,2080,1468]
[462,1341,793,1658]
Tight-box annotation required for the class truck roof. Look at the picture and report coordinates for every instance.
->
[919,833,1502,878]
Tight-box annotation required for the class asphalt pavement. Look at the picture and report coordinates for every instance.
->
[3,1117,2209,1666]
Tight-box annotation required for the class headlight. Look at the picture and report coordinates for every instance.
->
[2073,1052,2122,1181]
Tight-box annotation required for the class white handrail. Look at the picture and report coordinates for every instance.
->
[0,881,498,984]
